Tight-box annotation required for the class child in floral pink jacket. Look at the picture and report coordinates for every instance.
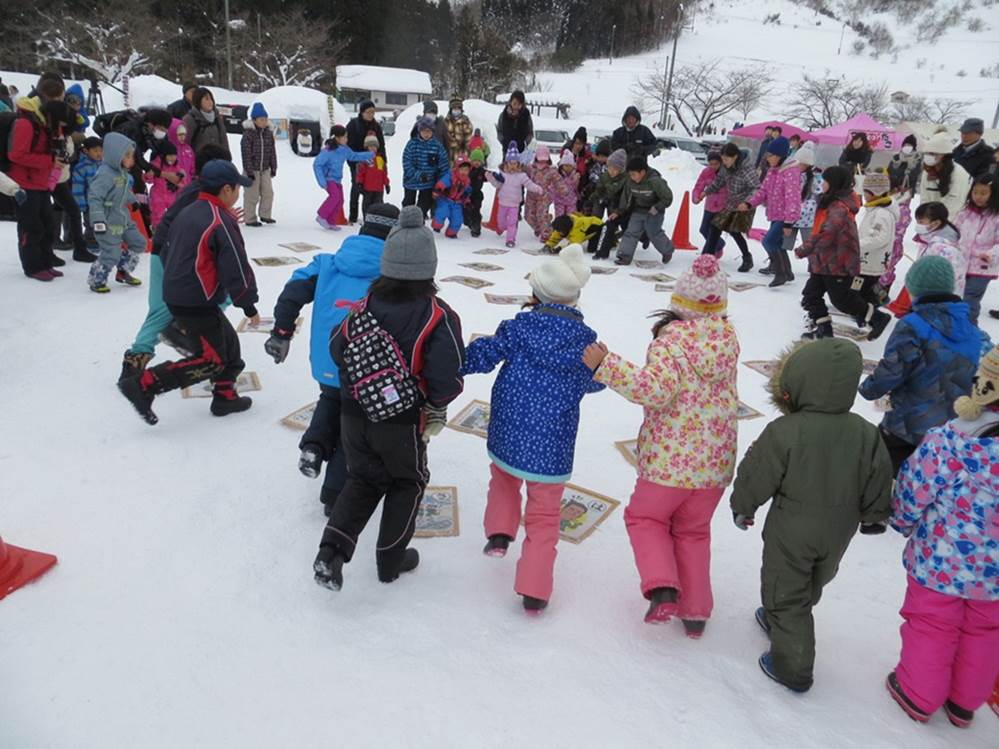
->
[525,146,559,239]
[692,152,728,254]
[550,151,581,218]
[584,255,739,637]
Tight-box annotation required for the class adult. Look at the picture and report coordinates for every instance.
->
[346,100,386,224]
[920,131,972,219]
[409,100,447,143]
[443,95,473,165]
[168,82,197,121]
[952,117,996,179]
[839,132,873,175]
[182,88,230,159]
[496,90,534,153]
[787,133,802,158]
[610,106,656,159]
[703,143,759,273]
[755,126,776,169]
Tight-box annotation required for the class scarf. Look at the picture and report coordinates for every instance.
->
[864,195,893,208]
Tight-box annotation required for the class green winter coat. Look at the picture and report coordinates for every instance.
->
[618,169,673,214]
[730,338,892,691]
[592,169,627,211]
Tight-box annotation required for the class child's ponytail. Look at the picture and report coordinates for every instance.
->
[649,309,681,338]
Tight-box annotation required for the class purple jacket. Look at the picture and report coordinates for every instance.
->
[747,161,802,224]
[487,170,543,208]
[693,166,727,213]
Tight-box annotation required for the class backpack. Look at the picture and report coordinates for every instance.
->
[0,111,43,174]
[93,109,141,138]
[338,296,444,422]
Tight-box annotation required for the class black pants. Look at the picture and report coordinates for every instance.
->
[301,385,348,504]
[16,190,57,275]
[859,275,886,308]
[704,223,749,258]
[464,196,483,234]
[361,190,383,219]
[319,414,428,581]
[801,274,870,323]
[593,213,627,258]
[403,188,434,219]
[348,162,362,223]
[144,310,244,394]
[880,426,917,477]
[50,181,86,253]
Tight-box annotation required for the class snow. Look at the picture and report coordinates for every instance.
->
[336,65,433,95]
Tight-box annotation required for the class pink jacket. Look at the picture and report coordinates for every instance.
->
[548,169,579,207]
[954,205,999,279]
[747,161,802,224]
[693,166,727,213]
[168,119,195,186]
[145,159,185,227]
[526,163,558,204]
[486,169,543,208]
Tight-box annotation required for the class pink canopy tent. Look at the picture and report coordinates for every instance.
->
[728,120,809,140]
[809,113,896,150]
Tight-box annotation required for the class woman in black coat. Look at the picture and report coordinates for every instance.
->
[838,132,872,174]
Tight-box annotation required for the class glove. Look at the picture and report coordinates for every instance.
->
[264,327,294,364]
[491,171,505,183]
[271,170,277,178]
[385,184,390,195]
[860,522,888,535]
[733,512,755,531]
[93,222,107,234]
[421,404,447,442]
[13,189,26,206]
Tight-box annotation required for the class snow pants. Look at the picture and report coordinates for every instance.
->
[361,190,384,219]
[553,199,575,219]
[801,274,874,325]
[484,463,563,602]
[463,194,483,234]
[317,181,343,225]
[243,170,274,224]
[895,575,999,713]
[301,384,348,504]
[495,204,520,244]
[616,211,674,263]
[881,201,911,289]
[432,197,463,236]
[524,193,552,239]
[16,189,57,275]
[130,254,170,355]
[51,180,87,254]
[625,480,724,619]
[140,309,244,395]
[320,415,428,581]
[403,188,434,219]
[88,222,145,288]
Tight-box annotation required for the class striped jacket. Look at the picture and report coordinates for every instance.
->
[71,153,100,212]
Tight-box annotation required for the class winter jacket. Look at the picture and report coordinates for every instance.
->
[838,146,872,173]
[240,120,277,177]
[181,107,230,157]
[954,205,999,278]
[549,168,580,207]
[693,166,727,213]
[795,170,823,230]
[705,149,758,212]
[168,119,195,185]
[915,224,969,296]
[167,97,192,121]
[144,157,185,227]
[462,304,604,483]
[592,169,628,212]
[314,145,373,187]
[468,165,486,205]
[891,418,999,601]
[356,156,390,193]
[731,339,893,532]
[888,151,922,195]
[619,169,673,214]
[486,169,542,208]
[595,316,740,489]
[496,106,534,152]
[88,132,136,230]
[858,199,898,276]
[561,144,593,183]
[7,97,55,191]
[402,136,450,191]
[331,294,465,422]
[111,113,165,178]
[747,161,802,224]
[797,193,861,276]
[755,136,773,168]
[71,153,100,212]
[952,139,996,180]
[526,162,558,204]
[859,298,981,445]
[544,213,603,250]
[346,109,386,157]
[65,84,90,133]
[273,234,384,387]
[919,161,972,219]
[444,113,473,162]
[152,179,201,257]
[162,192,258,316]
[610,107,657,159]
[434,168,472,204]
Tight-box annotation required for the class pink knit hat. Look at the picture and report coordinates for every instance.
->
[558,150,575,168]
[535,145,551,162]
[670,255,728,319]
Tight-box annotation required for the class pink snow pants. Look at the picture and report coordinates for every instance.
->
[624,479,724,619]
[317,181,344,224]
[524,194,552,239]
[495,205,520,244]
[484,463,563,601]
[553,200,576,219]
[895,575,999,713]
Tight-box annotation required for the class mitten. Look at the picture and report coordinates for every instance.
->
[733,512,755,531]
[421,404,447,442]
[859,522,887,535]
[385,184,390,195]
[264,327,294,364]
[491,171,505,183]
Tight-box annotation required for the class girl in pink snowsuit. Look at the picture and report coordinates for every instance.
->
[486,143,543,247]
[144,142,185,229]
[525,145,559,240]
[169,118,195,184]
[550,151,580,218]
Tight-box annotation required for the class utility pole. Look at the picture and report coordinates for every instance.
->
[659,56,670,129]
[993,97,999,129]
[664,3,684,132]
[609,25,616,66]
[837,21,846,55]
[225,0,233,90]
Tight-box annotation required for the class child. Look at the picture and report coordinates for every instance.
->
[87,132,147,293]
[240,102,277,227]
[551,151,581,218]
[145,141,185,230]
[691,151,727,256]
[786,143,821,250]
[313,206,465,590]
[730,338,893,693]
[71,136,102,253]
[583,255,739,637]
[590,149,629,259]
[464,148,487,237]
[544,213,604,254]
[610,156,673,266]
[859,256,981,475]
[431,157,472,238]
[355,134,390,218]
[740,136,799,285]
[581,139,610,215]
[857,170,898,308]
[266,204,401,513]
[486,143,543,248]
[885,346,999,728]
[882,135,922,291]
[313,124,373,231]
[402,116,451,219]
[462,244,603,613]
[169,119,195,187]
[795,165,891,340]
[955,174,999,326]
[525,145,557,240]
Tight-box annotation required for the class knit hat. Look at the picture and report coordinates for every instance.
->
[794,142,815,166]
[250,102,268,119]
[505,142,521,164]
[381,206,437,280]
[572,126,588,144]
[959,117,984,135]
[905,255,954,300]
[558,150,575,169]
[862,170,891,196]
[955,346,999,420]
[363,134,379,149]
[469,148,484,163]
[670,254,728,319]
[449,96,463,109]
[359,203,400,241]
[922,131,955,155]
[595,139,611,157]
[607,148,628,171]
[417,116,436,134]
[529,244,591,305]
[535,144,551,162]
[766,136,791,160]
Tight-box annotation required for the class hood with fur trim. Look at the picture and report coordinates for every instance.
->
[769,339,862,415]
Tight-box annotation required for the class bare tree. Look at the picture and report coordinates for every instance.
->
[239,11,347,90]
[784,73,889,128]
[890,95,973,125]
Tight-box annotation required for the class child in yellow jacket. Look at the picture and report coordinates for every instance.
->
[544,212,604,253]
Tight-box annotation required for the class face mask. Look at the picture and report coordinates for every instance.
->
[203,110,216,124]
[451,109,461,118]
[153,129,167,140]
[923,154,938,167]
[913,223,932,235]
[901,145,913,155]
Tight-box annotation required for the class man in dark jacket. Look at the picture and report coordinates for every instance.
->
[167,82,197,121]
[952,117,996,179]
[346,100,386,223]
[496,91,534,153]
[118,161,258,425]
[755,126,775,169]
[610,106,657,159]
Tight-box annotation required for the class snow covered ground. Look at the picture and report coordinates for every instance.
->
[2,116,998,746]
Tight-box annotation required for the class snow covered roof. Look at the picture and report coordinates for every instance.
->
[336,65,432,95]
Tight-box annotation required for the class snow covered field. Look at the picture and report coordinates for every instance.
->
[2,113,998,746]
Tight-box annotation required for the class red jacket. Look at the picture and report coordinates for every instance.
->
[8,99,55,191]
[356,155,390,192]
[796,193,861,277]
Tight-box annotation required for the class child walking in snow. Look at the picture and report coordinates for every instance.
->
[464,148,487,237]
[885,345,999,729]
[955,174,999,326]
[524,145,557,240]
[145,141,185,230]
[691,151,727,256]
[740,136,799,286]
[313,125,373,231]
[610,156,674,266]
[551,151,580,218]
[169,119,195,185]
[462,244,603,613]
[356,134,391,219]
[583,255,739,637]
[432,157,472,238]
[730,338,893,693]
[590,149,629,259]
[240,103,278,226]
[486,143,543,248]
[857,171,898,308]
[71,136,102,252]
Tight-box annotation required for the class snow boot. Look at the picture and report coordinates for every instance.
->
[117,375,158,425]
[72,248,97,263]
[299,444,323,479]
[50,254,66,267]
[379,548,420,583]
[159,321,197,358]
[886,672,931,723]
[755,606,771,636]
[759,651,811,693]
[261,218,276,224]
[313,546,345,591]
[505,240,516,248]
[90,282,111,294]
[522,595,548,616]
[614,256,632,266]
[867,309,891,341]
[119,351,152,382]
[115,270,142,286]
[737,252,754,273]
[483,534,513,558]
[758,261,774,276]
[28,270,55,282]
[943,700,974,729]
[801,317,833,340]
[245,221,262,227]
[643,587,679,624]
[682,619,707,639]
[210,383,252,417]
[768,252,790,287]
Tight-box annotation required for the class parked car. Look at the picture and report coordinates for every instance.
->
[656,134,708,165]
[533,128,571,151]
[217,103,249,134]
[380,120,396,137]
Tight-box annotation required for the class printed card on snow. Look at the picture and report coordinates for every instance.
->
[279,242,322,253]
[556,485,621,544]
[737,401,765,420]
[832,323,870,342]
[484,293,532,306]
[631,273,676,283]
[614,439,639,468]
[253,256,302,267]
[468,333,494,344]
[728,281,764,292]
[459,262,504,272]
[441,276,495,289]
[473,248,511,255]
[742,360,779,378]
[634,260,666,269]
[415,487,460,538]
[590,266,619,275]
[182,371,261,399]
[446,400,490,438]
[655,283,675,292]
[280,402,317,430]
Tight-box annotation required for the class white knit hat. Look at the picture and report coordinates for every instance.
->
[558,150,575,169]
[922,131,955,155]
[530,243,591,304]
[794,141,815,166]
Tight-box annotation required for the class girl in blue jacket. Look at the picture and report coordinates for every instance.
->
[314,124,373,230]
[462,243,604,614]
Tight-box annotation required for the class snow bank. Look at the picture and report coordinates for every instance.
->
[336,65,432,95]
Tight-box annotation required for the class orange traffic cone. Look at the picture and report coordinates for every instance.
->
[671,191,698,251]
[886,287,911,318]
[482,193,500,232]
[0,536,57,601]
[129,204,152,253]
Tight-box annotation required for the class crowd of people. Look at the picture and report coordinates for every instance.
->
[2,71,997,728]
